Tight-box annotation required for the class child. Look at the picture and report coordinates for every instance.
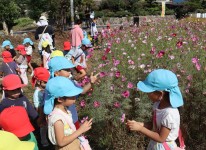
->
[90,18,98,47]
[0,51,20,77]
[23,38,34,76]
[71,47,87,81]
[63,41,71,56]
[47,56,99,129]
[32,67,50,148]
[1,40,16,60]
[44,76,92,150]
[41,40,52,69]
[81,37,92,57]
[0,74,38,121]
[127,69,185,150]
[0,130,35,150]
[15,45,28,85]
[0,106,38,150]
[50,50,64,59]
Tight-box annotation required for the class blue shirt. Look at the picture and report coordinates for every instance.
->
[0,61,18,76]
[0,95,38,120]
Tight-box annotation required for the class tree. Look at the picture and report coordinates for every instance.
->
[0,0,20,35]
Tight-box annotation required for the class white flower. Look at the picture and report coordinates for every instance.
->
[139,64,145,69]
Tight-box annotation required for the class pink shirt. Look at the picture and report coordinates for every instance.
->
[71,25,83,47]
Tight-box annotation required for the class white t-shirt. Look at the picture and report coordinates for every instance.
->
[42,51,51,69]
[48,108,74,145]
[33,87,44,108]
[72,48,86,68]
[25,45,33,55]
[153,101,180,141]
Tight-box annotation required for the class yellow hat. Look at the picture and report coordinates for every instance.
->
[42,40,49,48]
[50,50,64,58]
[0,131,35,150]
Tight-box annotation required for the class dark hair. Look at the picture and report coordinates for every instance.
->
[43,45,51,53]
[54,97,68,106]
[75,19,82,25]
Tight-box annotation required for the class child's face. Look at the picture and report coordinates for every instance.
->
[39,80,47,89]
[24,43,29,47]
[147,91,162,103]
[55,69,71,78]
[5,88,21,99]
[61,96,76,106]
[4,45,10,50]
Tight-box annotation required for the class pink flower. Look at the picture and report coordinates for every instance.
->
[128,59,134,65]
[115,71,121,78]
[114,102,121,108]
[121,90,130,98]
[176,41,183,48]
[99,72,107,78]
[81,116,88,123]
[192,57,198,64]
[195,63,201,71]
[127,82,133,89]
[93,101,101,108]
[187,75,192,81]
[156,50,165,58]
[150,46,156,54]
[80,100,86,107]
[121,76,126,82]
[113,59,120,66]
[168,55,175,60]
[120,113,125,123]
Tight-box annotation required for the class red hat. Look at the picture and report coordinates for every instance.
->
[2,51,13,63]
[2,74,26,90]
[31,67,50,87]
[15,45,25,51]
[63,41,71,51]
[15,45,26,55]
[0,106,34,138]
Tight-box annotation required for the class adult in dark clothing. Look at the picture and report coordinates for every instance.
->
[35,16,55,53]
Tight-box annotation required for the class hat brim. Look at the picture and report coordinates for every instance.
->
[44,85,83,115]
[3,84,26,90]
[137,81,155,93]
[17,141,35,150]
[12,122,34,138]
[169,86,184,108]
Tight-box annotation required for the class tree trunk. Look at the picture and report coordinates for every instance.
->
[2,21,9,35]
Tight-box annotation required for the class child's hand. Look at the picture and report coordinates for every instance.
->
[79,118,93,133]
[127,120,143,132]
[90,72,100,84]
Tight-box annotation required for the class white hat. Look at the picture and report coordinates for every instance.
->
[39,16,47,21]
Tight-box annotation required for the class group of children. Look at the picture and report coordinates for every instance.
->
[0,24,186,150]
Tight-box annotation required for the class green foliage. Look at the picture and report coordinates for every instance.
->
[0,0,20,24]
[78,18,206,149]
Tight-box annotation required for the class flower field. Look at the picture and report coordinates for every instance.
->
[78,18,206,150]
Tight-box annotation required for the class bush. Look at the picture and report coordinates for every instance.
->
[78,18,206,149]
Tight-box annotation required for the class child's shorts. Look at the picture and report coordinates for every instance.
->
[26,55,32,63]
[76,65,84,72]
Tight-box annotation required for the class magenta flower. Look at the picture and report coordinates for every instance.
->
[80,100,86,107]
[195,63,201,71]
[99,72,107,78]
[176,41,183,48]
[121,90,130,98]
[114,102,121,108]
[156,50,165,58]
[93,101,101,108]
[120,113,125,123]
[127,82,133,89]
[115,71,121,78]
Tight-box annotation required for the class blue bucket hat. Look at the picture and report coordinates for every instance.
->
[137,69,183,108]
[48,56,75,78]
[44,76,83,114]
[82,38,92,47]
[2,40,14,49]
[23,38,33,45]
